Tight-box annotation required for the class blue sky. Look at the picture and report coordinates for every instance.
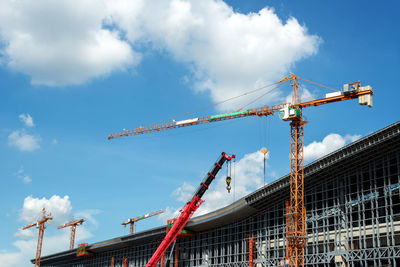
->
[0,0,399,265]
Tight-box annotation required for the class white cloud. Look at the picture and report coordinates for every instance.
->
[304,133,361,161]
[0,195,98,267]
[197,150,265,215]
[173,182,195,202]
[109,0,320,110]
[18,114,34,127]
[1,0,320,108]
[0,0,137,86]
[158,206,181,224]
[14,228,35,239]
[1,229,94,267]
[20,195,72,225]
[51,139,58,145]
[0,251,26,267]
[22,176,32,184]
[8,130,40,152]
[17,166,24,176]
[163,150,268,220]
[74,209,102,229]
[16,166,32,184]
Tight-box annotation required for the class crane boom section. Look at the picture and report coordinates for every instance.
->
[58,219,84,229]
[108,104,285,139]
[22,222,37,230]
[146,152,235,267]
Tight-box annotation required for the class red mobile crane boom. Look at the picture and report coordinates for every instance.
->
[146,152,235,267]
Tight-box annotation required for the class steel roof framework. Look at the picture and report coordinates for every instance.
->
[38,121,400,267]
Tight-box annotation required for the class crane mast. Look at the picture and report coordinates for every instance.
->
[109,74,373,267]
[22,208,53,267]
[285,75,307,266]
[146,152,235,267]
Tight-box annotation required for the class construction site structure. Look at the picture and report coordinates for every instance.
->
[146,152,235,267]
[22,208,53,267]
[57,219,84,250]
[122,210,164,235]
[37,121,400,267]
[108,74,373,267]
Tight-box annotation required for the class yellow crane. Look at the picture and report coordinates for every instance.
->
[108,74,373,266]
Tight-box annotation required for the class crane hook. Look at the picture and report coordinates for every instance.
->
[226,176,232,193]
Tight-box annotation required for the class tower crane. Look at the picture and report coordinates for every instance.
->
[108,74,373,267]
[122,209,164,234]
[57,219,84,250]
[22,208,53,267]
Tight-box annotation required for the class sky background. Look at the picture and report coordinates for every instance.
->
[0,0,399,266]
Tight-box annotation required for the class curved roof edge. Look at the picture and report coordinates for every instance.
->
[246,120,400,208]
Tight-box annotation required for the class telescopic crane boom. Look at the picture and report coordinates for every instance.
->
[58,219,84,250]
[146,152,235,267]
[122,210,164,234]
[22,208,53,267]
[109,74,373,267]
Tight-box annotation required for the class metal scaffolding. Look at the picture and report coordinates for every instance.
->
[40,121,400,267]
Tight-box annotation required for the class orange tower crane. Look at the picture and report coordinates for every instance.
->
[108,74,373,267]
[22,208,53,267]
[122,210,164,234]
[57,219,84,250]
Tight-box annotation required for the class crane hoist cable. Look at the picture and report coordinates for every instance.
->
[236,79,289,111]
[150,79,288,126]
[225,158,233,193]
[296,76,337,91]
[260,148,268,186]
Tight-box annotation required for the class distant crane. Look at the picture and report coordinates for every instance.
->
[108,74,373,267]
[22,208,52,267]
[58,219,85,250]
[122,210,164,234]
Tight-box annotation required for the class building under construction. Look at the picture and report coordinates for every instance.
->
[38,121,400,267]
